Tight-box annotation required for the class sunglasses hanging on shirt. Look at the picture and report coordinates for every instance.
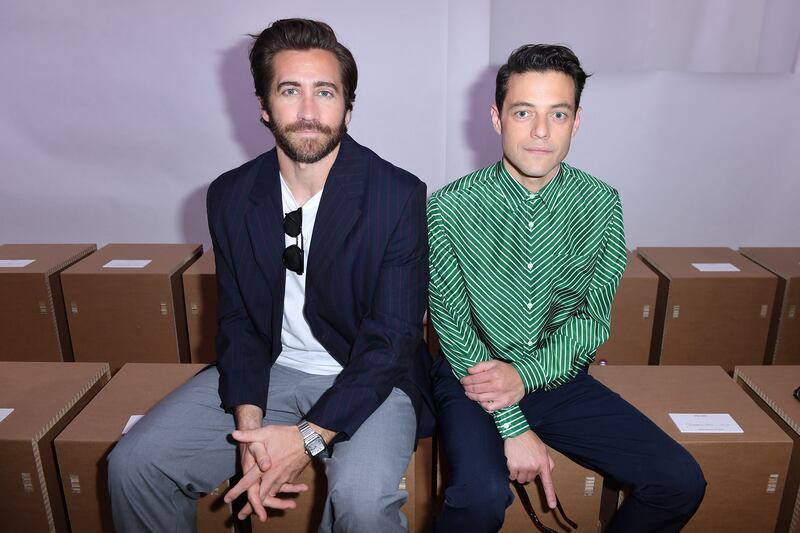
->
[283,207,304,275]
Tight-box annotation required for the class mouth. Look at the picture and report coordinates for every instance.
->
[524,147,552,155]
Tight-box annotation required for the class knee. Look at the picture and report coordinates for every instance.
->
[327,474,404,528]
[107,432,162,495]
[638,448,706,515]
[443,473,512,525]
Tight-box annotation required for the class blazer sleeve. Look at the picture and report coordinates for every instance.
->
[207,178,271,414]
[304,180,429,441]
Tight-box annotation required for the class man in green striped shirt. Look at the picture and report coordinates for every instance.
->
[429,44,705,532]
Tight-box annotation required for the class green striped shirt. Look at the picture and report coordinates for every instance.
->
[428,161,627,439]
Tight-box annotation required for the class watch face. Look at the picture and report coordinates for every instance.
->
[307,437,326,457]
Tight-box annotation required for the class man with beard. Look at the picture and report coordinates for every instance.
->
[108,19,433,533]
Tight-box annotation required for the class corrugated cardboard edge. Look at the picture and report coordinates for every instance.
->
[167,247,202,363]
[734,368,800,533]
[42,246,96,362]
[30,363,111,533]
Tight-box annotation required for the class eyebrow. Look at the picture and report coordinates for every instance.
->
[508,101,575,111]
[276,80,339,91]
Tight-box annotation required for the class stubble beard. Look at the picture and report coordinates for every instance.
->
[271,116,347,164]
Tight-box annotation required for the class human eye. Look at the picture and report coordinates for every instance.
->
[282,87,299,96]
[318,89,335,98]
[553,111,569,120]
[513,109,530,119]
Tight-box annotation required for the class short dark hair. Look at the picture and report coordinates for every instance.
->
[495,44,589,112]
[249,19,357,117]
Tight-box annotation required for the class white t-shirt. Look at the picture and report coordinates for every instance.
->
[274,175,343,375]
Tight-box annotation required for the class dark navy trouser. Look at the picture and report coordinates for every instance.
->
[433,356,706,533]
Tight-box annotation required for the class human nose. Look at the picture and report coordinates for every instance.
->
[531,114,549,139]
[298,94,318,121]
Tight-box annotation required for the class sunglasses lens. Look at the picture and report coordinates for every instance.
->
[283,244,304,274]
[284,209,302,237]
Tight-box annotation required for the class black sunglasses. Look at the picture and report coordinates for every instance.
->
[283,207,304,275]
[512,481,577,533]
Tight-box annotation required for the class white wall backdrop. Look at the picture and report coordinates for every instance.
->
[1,0,798,249]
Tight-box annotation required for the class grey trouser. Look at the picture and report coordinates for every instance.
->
[107,364,416,533]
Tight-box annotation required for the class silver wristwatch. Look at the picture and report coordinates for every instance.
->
[297,420,327,458]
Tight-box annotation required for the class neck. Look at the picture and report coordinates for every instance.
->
[503,158,557,193]
[277,143,341,206]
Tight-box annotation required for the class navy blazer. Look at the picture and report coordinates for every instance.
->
[206,134,434,440]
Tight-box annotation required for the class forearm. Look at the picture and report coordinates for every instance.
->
[234,404,263,430]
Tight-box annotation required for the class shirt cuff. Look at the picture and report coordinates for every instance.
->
[492,404,529,439]
[511,357,547,393]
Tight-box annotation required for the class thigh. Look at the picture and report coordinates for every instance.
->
[112,365,238,493]
[433,357,508,483]
[520,371,690,487]
[323,388,417,492]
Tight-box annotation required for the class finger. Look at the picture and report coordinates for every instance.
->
[245,482,267,522]
[278,483,308,494]
[232,428,266,444]
[464,390,494,402]
[262,495,298,510]
[461,372,492,386]
[224,465,263,503]
[248,441,271,471]
[479,400,501,412]
[468,360,496,374]
[539,461,557,509]
[463,382,495,394]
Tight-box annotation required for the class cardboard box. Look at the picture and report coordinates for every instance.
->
[596,252,659,365]
[54,363,231,533]
[183,250,218,364]
[638,247,777,371]
[61,243,202,372]
[0,244,96,362]
[739,247,800,365]
[591,365,793,532]
[252,436,435,533]
[0,362,110,533]
[734,365,800,533]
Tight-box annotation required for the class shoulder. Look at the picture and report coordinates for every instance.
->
[429,163,498,210]
[208,151,273,202]
[353,138,424,196]
[561,162,619,201]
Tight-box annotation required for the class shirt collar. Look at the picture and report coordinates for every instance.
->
[494,161,565,213]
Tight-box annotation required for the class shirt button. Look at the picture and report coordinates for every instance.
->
[528,193,535,200]
[527,340,533,347]
[528,221,534,229]
[527,262,533,270]
[526,302,533,310]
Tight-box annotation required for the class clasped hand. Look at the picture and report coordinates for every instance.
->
[223,425,310,522]
[461,359,525,411]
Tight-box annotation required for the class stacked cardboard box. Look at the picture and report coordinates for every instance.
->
[0,362,110,532]
[735,365,800,533]
[596,251,659,365]
[0,244,96,362]
[54,363,231,532]
[183,250,218,364]
[592,365,792,532]
[739,247,800,365]
[638,247,776,371]
[61,243,202,371]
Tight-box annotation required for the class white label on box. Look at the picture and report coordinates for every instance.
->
[691,262,740,272]
[669,413,743,433]
[0,408,14,423]
[0,259,35,268]
[121,415,145,435]
[103,259,152,269]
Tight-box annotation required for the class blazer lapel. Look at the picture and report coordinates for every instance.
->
[245,150,284,286]
[307,134,366,291]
